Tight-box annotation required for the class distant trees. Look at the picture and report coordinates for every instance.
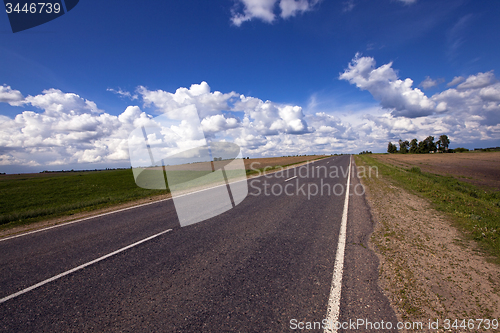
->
[399,139,409,154]
[387,142,398,153]
[387,135,451,154]
[359,151,372,155]
[409,138,418,154]
[437,135,450,152]
[417,140,426,153]
[422,136,437,153]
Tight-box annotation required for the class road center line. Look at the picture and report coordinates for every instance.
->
[0,229,172,304]
[324,156,352,333]
[284,176,297,182]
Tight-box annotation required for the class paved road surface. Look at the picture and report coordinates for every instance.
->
[0,155,397,332]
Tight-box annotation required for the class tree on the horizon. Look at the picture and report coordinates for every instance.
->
[409,138,418,153]
[437,134,450,152]
[399,139,409,154]
[417,141,429,154]
[423,136,436,153]
[387,142,398,153]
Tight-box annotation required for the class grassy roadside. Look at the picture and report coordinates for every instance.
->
[0,156,328,231]
[355,154,500,263]
[0,169,168,230]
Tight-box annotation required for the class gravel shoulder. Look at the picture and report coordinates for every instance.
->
[355,156,500,332]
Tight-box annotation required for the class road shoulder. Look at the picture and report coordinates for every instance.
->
[337,158,398,332]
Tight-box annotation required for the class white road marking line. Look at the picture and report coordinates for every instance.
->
[1,157,333,242]
[324,155,352,333]
[0,229,172,304]
[285,176,297,182]
[0,200,173,243]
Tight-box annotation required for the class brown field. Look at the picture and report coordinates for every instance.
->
[372,151,500,190]
[243,155,327,170]
[157,155,327,172]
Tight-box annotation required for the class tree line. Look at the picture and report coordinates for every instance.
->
[387,135,450,154]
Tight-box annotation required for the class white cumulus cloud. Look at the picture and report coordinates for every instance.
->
[447,76,465,87]
[231,0,319,26]
[0,85,25,106]
[25,88,102,117]
[0,88,154,168]
[201,114,240,134]
[457,71,496,90]
[479,83,500,101]
[419,76,443,90]
[107,88,138,100]
[0,82,319,169]
[279,0,318,18]
[339,54,436,117]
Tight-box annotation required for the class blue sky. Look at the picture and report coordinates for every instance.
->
[1,0,500,173]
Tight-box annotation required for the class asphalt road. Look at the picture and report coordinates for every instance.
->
[0,155,397,332]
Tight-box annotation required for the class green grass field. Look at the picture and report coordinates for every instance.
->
[355,154,500,262]
[0,169,167,229]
